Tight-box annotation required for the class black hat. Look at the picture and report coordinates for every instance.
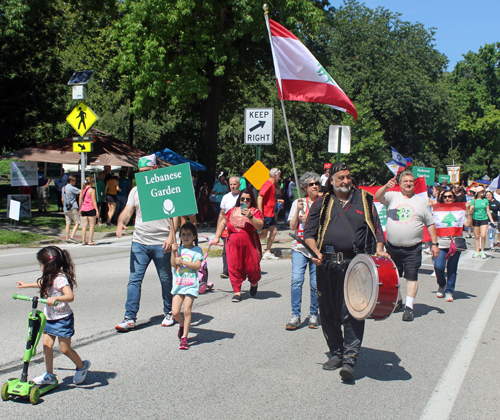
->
[331,161,350,174]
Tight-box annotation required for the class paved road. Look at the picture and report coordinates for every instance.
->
[0,236,499,419]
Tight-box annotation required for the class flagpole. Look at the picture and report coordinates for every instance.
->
[264,4,302,200]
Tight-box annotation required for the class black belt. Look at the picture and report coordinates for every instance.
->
[323,251,352,265]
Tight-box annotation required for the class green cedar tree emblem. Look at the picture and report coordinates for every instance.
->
[441,212,457,227]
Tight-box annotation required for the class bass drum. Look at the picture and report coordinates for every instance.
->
[344,254,399,320]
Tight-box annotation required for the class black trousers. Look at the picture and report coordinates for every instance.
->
[316,262,365,366]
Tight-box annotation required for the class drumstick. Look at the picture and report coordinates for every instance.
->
[289,233,321,260]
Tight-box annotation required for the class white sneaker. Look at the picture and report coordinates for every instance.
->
[32,372,56,385]
[115,317,136,332]
[437,287,445,298]
[445,293,454,302]
[73,360,91,385]
[262,252,278,260]
[161,313,175,327]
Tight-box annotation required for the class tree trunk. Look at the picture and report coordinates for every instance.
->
[200,71,223,187]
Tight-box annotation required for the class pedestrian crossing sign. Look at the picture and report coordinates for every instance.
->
[66,102,99,136]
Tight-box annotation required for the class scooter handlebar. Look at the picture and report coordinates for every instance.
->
[13,294,57,305]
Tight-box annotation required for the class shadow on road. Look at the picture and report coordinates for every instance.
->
[189,328,236,347]
[413,303,445,318]
[35,369,118,400]
[353,347,412,382]
[418,268,435,275]
[250,290,281,300]
[452,290,477,300]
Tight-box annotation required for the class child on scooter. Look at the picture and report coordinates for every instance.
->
[171,223,203,350]
[15,246,90,385]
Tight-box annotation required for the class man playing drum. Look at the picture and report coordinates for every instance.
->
[304,162,387,382]
[375,171,439,322]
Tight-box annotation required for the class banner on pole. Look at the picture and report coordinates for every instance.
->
[447,165,461,184]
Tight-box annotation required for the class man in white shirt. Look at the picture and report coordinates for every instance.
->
[375,171,439,322]
[217,176,241,278]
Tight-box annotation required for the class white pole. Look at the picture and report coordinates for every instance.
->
[81,152,86,189]
[264,6,301,200]
[279,99,302,200]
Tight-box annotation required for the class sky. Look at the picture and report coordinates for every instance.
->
[334,0,499,71]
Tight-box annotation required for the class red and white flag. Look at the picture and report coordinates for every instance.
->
[266,18,357,122]
[360,177,431,242]
[432,203,466,237]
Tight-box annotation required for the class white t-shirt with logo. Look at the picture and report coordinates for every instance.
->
[288,197,315,258]
[127,187,172,246]
[384,191,434,247]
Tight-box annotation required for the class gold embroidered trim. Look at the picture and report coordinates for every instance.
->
[361,189,376,238]
[317,194,334,251]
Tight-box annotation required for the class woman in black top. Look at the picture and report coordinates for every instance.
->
[485,190,500,250]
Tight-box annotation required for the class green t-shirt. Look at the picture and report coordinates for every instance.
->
[96,179,105,203]
[239,177,247,191]
[472,198,489,221]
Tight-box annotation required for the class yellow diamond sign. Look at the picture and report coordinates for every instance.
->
[244,160,270,190]
[66,102,98,136]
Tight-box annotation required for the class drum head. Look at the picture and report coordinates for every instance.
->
[344,254,379,320]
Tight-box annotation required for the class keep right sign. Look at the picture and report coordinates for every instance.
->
[244,108,274,145]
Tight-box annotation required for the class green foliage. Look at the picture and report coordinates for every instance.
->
[447,43,500,179]
[1,0,499,186]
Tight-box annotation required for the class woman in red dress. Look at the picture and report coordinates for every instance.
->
[214,188,264,302]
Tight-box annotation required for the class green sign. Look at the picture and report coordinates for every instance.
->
[413,167,435,186]
[438,174,451,183]
[45,163,63,179]
[135,163,197,222]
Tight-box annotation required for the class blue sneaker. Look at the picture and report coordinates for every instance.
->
[73,360,91,385]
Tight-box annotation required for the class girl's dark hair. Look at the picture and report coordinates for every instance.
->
[236,188,257,209]
[438,190,456,203]
[36,246,76,298]
[180,223,198,246]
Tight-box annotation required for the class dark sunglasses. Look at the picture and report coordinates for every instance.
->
[308,182,320,187]
[240,197,251,202]
[443,195,454,199]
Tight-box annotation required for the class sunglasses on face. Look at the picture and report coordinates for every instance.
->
[240,197,251,202]
[443,195,454,199]
[308,182,320,187]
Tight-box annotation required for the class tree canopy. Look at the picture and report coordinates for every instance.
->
[1,0,498,184]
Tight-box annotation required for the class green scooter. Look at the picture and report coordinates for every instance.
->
[1,294,59,405]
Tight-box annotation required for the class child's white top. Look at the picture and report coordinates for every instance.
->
[44,273,73,321]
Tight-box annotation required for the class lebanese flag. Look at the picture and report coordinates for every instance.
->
[266,18,357,122]
[360,177,431,242]
[432,203,466,237]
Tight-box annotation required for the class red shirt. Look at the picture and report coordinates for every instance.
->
[259,180,276,218]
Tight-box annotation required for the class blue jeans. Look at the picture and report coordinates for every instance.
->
[125,242,173,320]
[434,248,461,294]
[291,250,319,317]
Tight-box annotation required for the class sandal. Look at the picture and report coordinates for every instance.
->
[82,242,88,246]
[88,242,98,246]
